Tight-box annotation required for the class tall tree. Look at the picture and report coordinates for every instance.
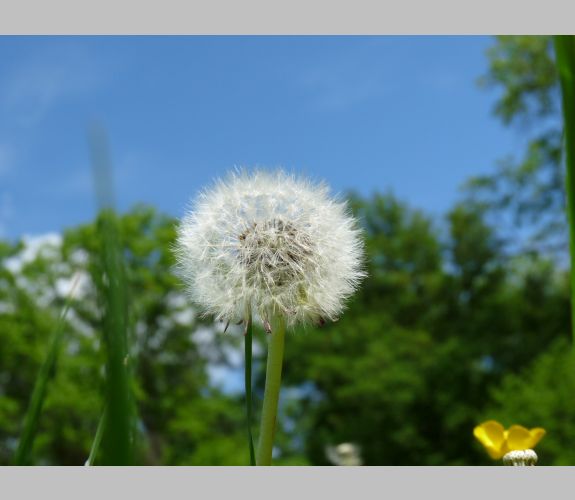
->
[465,36,566,257]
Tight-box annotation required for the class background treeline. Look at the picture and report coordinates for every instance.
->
[2,35,575,465]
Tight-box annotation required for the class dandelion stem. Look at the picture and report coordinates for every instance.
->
[244,311,256,466]
[256,314,286,466]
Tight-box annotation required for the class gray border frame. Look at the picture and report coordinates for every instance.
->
[0,3,573,497]
[0,0,573,34]
[0,466,572,499]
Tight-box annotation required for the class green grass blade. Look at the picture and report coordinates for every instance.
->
[85,407,107,466]
[244,312,256,465]
[89,124,134,465]
[554,36,575,345]
[13,274,81,465]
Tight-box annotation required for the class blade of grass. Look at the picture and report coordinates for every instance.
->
[85,406,107,466]
[13,273,81,465]
[554,36,575,345]
[244,311,256,465]
[89,124,134,465]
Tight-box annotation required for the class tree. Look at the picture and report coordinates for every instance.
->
[0,206,250,465]
[1,195,570,465]
[279,192,569,465]
[465,36,566,257]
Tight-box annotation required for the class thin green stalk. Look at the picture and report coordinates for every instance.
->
[256,315,286,466]
[244,312,256,466]
[554,36,575,345]
[13,273,81,465]
[85,407,107,466]
[89,124,134,465]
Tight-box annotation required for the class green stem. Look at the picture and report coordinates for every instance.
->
[554,36,575,345]
[256,315,286,466]
[244,312,256,466]
[13,273,81,465]
[85,407,107,466]
[89,126,134,465]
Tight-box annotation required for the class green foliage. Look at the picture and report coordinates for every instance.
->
[479,36,558,126]
[466,36,566,256]
[13,280,79,465]
[0,192,571,465]
[0,206,249,465]
[278,193,570,465]
[483,338,575,465]
[348,192,443,326]
[163,390,248,465]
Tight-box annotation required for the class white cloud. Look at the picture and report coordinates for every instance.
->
[4,233,62,274]
[55,270,92,300]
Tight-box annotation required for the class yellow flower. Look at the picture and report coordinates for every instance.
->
[473,420,546,460]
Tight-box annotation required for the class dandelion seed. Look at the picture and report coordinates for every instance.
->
[174,168,365,329]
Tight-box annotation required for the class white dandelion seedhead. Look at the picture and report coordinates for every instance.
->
[174,169,365,328]
[325,443,363,466]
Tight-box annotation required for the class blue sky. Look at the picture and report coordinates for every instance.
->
[0,36,525,239]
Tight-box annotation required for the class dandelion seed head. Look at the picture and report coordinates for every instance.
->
[175,169,365,327]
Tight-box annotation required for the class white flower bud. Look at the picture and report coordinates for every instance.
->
[502,449,538,466]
